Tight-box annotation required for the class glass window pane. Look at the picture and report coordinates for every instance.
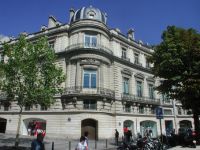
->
[123,78,129,94]
[91,74,96,88]
[137,81,142,97]
[85,36,90,47]
[84,73,89,88]
[149,84,154,99]
[91,37,97,47]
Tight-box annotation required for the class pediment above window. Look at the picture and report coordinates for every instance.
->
[80,58,100,66]
[146,77,155,83]
[134,73,144,80]
[121,68,132,76]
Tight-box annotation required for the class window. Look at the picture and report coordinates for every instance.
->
[178,107,182,115]
[164,109,172,115]
[136,81,143,97]
[161,94,170,104]
[139,106,144,114]
[41,105,47,111]
[146,59,150,68]
[88,11,95,19]
[150,107,156,114]
[134,53,139,64]
[25,105,31,111]
[48,41,54,49]
[4,103,9,111]
[84,35,97,47]
[122,48,127,59]
[83,69,97,88]
[148,84,154,99]
[123,77,129,94]
[83,100,97,110]
[125,104,131,112]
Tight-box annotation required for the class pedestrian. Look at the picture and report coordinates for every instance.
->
[31,133,45,150]
[123,126,128,143]
[127,130,132,143]
[115,129,119,146]
[75,136,86,150]
[84,131,89,150]
[28,122,32,136]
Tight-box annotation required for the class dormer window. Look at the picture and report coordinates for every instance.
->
[89,14,94,18]
[134,53,139,64]
[84,34,97,48]
[87,11,95,19]
[122,48,127,59]
[48,41,55,50]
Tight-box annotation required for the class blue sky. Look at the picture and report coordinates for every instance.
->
[0,0,199,45]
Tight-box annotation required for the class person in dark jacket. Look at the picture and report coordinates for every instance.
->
[115,129,119,145]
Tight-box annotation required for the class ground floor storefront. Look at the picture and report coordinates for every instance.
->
[0,112,194,140]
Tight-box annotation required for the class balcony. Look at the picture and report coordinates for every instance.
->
[62,86,115,99]
[134,61,142,66]
[121,56,130,62]
[121,93,160,105]
[65,43,113,55]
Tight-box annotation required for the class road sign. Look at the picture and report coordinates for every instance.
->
[156,107,163,119]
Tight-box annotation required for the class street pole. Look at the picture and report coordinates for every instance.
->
[160,118,163,150]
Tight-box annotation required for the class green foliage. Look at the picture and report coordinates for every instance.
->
[149,26,200,110]
[0,35,65,108]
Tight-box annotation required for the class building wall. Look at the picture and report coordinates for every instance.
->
[0,7,194,139]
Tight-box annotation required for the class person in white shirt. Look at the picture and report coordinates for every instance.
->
[76,136,86,150]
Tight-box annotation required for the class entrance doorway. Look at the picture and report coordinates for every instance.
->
[165,120,173,136]
[22,118,46,136]
[0,118,7,133]
[140,120,157,138]
[124,120,134,135]
[81,119,98,140]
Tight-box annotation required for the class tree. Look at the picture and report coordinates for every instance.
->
[149,26,200,137]
[0,35,65,147]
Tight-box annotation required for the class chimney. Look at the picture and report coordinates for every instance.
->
[48,16,57,28]
[127,28,135,40]
[69,8,75,22]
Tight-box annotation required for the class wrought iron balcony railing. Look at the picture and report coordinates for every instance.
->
[62,86,115,99]
[121,56,130,62]
[65,43,113,55]
[122,93,160,105]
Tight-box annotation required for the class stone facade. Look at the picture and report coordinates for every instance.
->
[0,6,194,140]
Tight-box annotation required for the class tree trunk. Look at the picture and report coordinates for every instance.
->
[193,109,200,139]
[15,107,23,147]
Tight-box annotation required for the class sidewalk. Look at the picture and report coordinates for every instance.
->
[0,133,117,150]
[168,145,200,150]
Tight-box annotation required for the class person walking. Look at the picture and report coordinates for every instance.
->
[84,131,89,150]
[31,133,45,150]
[75,136,86,150]
[115,129,119,146]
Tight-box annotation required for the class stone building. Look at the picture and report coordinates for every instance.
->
[0,6,194,139]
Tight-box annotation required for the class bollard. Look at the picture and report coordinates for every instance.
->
[69,141,71,150]
[106,139,108,148]
[52,141,54,150]
[95,140,97,149]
